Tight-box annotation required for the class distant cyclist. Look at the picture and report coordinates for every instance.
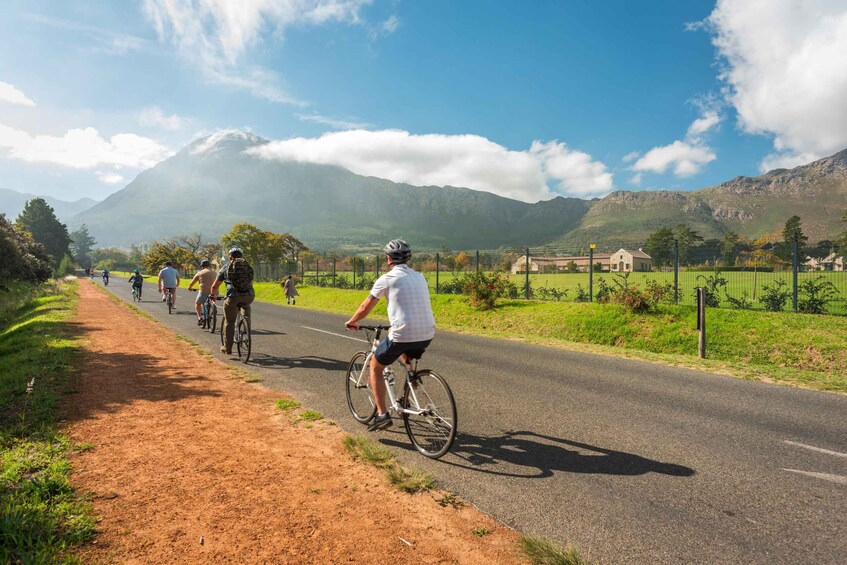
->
[128,269,144,299]
[157,261,180,307]
[210,248,254,355]
[345,239,435,431]
[187,260,218,325]
[101,268,110,285]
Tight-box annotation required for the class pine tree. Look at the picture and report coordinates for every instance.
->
[15,198,71,266]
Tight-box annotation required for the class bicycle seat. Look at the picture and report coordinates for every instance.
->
[405,350,424,360]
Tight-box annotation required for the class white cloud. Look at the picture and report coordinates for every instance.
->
[138,106,187,131]
[630,104,722,178]
[25,13,149,56]
[96,171,125,184]
[0,123,171,169]
[295,112,372,130]
[622,151,640,163]
[0,81,36,106]
[631,140,717,177]
[143,0,372,103]
[704,0,847,171]
[248,129,614,201]
[629,173,643,186]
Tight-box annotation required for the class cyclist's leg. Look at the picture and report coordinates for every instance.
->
[222,296,238,352]
[371,338,406,415]
[194,292,205,321]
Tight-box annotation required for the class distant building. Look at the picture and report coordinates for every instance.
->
[609,248,652,273]
[511,248,652,274]
[804,252,845,271]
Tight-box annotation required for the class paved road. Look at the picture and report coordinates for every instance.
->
[97,279,846,564]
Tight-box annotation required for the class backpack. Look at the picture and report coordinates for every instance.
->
[227,258,254,293]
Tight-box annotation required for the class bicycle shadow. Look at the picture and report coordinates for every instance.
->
[246,353,348,372]
[250,329,286,336]
[383,429,695,479]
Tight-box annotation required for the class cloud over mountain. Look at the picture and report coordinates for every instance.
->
[249,129,614,201]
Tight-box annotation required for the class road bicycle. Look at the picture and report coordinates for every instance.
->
[131,285,142,302]
[162,287,175,314]
[345,324,457,459]
[217,298,251,362]
[188,290,218,332]
[102,276,109,286]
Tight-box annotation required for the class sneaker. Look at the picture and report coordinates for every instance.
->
[197,317,203,326]
[367,413,393,432]
[161,296,166,302]
[220,346,232,355]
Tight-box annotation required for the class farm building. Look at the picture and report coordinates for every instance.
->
[511,249,652,273]
[804,253,845,271]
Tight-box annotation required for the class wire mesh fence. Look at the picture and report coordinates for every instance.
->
[255,242,847,316]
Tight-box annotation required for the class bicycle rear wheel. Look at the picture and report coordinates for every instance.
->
[345,352,376,423]
[209,302,217,333]
[236,317,251,363]
[168,293,173,314]
[402,370,457,459]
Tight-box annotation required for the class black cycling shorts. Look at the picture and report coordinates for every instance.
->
[374,338,432,366]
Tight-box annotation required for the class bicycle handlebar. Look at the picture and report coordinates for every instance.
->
[349,324,390,331]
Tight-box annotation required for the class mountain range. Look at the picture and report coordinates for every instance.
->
[0,188,98,224]
[4,131,845,251]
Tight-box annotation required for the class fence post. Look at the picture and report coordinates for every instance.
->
[476,250,480,274]
[300,258,304,281]
[589,243,595,302]
[332,258,336,287]
[792,231,799,313]
[696,287,706,359]
[353,257,356,288]
[525,247,530,299]
[674,239,679,304]
[375,256,379,279]
[436,253,440,294]
[316,258,320,286]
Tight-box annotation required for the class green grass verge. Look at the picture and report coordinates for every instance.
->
[0,281,96,564]
[251,283,846,393]
[342,435,435,493]
[520,535,588,565]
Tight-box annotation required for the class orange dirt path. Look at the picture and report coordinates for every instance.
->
[65,281,524,563]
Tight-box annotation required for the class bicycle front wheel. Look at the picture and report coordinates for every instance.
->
[236,318,251,363]
[402,370,457,459]
[345,352,376,423]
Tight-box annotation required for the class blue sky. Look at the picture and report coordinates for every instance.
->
[1,0,845,202]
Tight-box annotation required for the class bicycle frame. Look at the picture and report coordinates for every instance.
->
[354,328,430,418]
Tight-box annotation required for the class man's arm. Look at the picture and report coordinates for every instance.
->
[210,278,223,297]
[345,295,379,329]
[187,273,200,290]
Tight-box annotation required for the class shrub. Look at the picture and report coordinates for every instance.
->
[595,277,611,303]
[535,286,568,301]
[797,276,839,314]
[574,283,590,302]
[644,279,675,305]
[438,277,464,295]
[759,279,790,312]
[457,271,510,310]
[695,272,727,307]
[725,290,753,310]
[54,254,75,278]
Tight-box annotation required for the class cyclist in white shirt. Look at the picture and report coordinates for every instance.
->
[346,239,435,431]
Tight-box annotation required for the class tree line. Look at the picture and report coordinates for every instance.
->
[644,214,847,269]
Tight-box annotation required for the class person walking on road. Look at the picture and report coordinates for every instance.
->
[283,275,298,305]
[345,239,435,431]
[210,248,255,355]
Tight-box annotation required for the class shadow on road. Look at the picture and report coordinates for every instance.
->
[250,329,286,336]
[386,429,695,479]
[246,353,348,372]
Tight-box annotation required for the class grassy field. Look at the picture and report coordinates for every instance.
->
[109,270,846,392]
[0,280,96,563]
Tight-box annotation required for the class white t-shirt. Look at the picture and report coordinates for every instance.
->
[370,264,435,343]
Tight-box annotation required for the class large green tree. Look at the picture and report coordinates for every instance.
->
[837,210,847,253]
[0,213,52,283]
[674,224,704,265]
[69,224,96,268]
[720,231,741,266]
[777,215,809,261]
[15,198,71,266]
[644,227,675,267]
